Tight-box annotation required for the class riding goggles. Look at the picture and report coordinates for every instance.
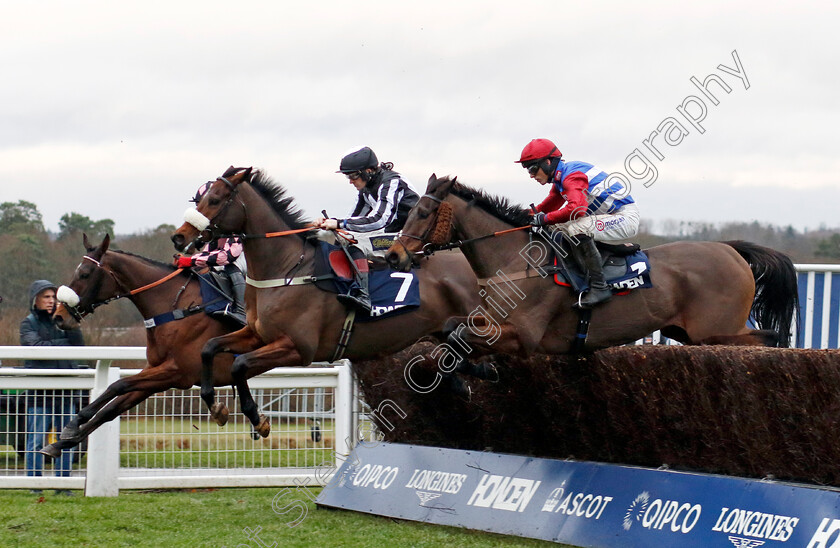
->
[527,164,542,176]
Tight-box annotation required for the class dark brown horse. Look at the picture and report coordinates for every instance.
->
[386,175,798,357]
[170,168,481,436]
[41,234,245,458]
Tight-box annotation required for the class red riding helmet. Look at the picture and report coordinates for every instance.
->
[515,138,562,164]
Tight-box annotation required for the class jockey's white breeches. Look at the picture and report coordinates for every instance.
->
[558,204,640,242]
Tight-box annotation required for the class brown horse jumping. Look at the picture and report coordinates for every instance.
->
[170,167,481,436]
[386,175,798,357]
[42,234,245,458]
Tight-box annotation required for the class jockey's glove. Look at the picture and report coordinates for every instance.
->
[530,212,547,227]
[175,256,194,268]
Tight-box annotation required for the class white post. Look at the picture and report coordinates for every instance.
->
[84,360,121,497]
[334,361,355,463]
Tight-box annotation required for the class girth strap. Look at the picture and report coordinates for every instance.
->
[331,310,357,362]
[142,297,226,329]
[476,266,561,287]
[571,308,592,354]
[246,274,334,288]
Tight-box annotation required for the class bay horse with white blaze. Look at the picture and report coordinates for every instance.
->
[170,167,481,436]
[42,234,246,458]
[386,175,799,357]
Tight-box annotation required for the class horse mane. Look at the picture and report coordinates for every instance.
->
[248,170,311,234]
[449,181,532,227]
[108,249,178,271]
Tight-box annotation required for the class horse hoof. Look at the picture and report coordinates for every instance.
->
[39,444,62,459]
[256,415,271,438]
[482,362,500,383]
[446,374,472,401]
[210,402,229,426]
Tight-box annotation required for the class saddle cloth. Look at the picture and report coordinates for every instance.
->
[552,240,653,293]
[314,242,420,321]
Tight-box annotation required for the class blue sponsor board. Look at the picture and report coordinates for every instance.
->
[316,442,840,547]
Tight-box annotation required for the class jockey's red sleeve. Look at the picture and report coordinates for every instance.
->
[535,186,565,214]
[545,171,590,224]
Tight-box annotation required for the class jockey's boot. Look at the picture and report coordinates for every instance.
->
[228,266,247,317]
[337,271,372,313]
[224,264,247,324]
[575,235,613,309]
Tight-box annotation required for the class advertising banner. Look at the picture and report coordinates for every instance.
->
[316,442,840,547]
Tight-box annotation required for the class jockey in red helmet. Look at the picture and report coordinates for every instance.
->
[517,138,640,309]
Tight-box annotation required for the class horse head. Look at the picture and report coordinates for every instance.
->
[54,233,121,330]
[171,166,254,252]
[386,174,457,272]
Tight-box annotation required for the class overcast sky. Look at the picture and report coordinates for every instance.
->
[2,1,838,236]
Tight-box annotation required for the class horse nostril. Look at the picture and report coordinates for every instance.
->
[386,251,399,266]
[171,233,184,251]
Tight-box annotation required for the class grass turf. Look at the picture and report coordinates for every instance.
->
[0,487,570,547]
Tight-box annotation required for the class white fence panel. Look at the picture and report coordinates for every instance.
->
[0,347,357,496]
[794,264,840,349]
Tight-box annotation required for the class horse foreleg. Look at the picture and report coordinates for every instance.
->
[41,389,151,459]
[61,363,186,441]
[47,363,191,458]
[200,326,264,425]
[230,335,304,438]
[441,316,527,381]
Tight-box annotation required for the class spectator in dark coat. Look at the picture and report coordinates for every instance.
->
[19,279,85,490]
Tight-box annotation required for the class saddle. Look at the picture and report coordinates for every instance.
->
[311,229,398,259]
[312,241,420,321]
[548,235,653,294]
[198,271,246,326]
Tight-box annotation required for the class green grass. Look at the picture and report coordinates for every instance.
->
[0,487,572,547]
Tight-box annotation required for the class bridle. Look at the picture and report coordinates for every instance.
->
[59,255,187,322]
[396,194,454,257]
[191,176,247,249]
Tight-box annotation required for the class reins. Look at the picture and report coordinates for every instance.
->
[128,266,186,295]
[240,227,316,239]
[399,193,531,255]
[207,226,359,246]
[429,225,531,252]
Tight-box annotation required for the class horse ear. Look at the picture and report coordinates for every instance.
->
[433,175,456,197]
[241,167,253,183]
[83,233,92,251]
[426,173,438,192]
[101,234,111,254]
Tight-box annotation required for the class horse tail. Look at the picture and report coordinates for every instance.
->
[723,240,799,347]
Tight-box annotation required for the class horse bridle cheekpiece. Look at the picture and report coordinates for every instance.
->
[183,176,241,245]
[398,194,453,256]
